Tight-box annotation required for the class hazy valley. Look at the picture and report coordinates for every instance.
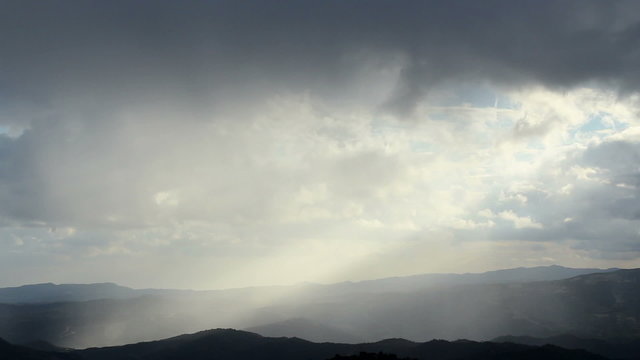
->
[2,266,639,359]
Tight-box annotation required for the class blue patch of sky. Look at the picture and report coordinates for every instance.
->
[371,84,518,151]
[436,83,517,110]
[461,87,499,108]
[427,84,517,129]
[580,113,610,132]
[567,112,629,142]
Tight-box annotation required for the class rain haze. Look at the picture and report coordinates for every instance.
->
[2,0,640,291]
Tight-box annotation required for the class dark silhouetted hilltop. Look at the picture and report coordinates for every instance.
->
[0,337,80,360]
[75,329,609,360]
[493,334,640,360]
[246,318,363,343]
[328,352,416,360]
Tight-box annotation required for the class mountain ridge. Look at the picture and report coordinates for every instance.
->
[493,334,640,360]
[0,265,620,304]
[57,329,611,360]
[1,267,637,348]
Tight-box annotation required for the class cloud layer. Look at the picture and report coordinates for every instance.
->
[1,1,640,288]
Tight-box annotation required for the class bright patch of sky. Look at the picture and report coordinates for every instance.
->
[2,83,639,289]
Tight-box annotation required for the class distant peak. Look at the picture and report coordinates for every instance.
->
[26,282,56,287]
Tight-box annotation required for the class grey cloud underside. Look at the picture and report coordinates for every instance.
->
[2,0,640,108]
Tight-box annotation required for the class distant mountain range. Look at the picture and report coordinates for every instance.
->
[0,282,190,304]
[321,265,620,294]
[0,329,610,360]
[247,268,640,343]
[0,266,634,348]
[0,265,618,304]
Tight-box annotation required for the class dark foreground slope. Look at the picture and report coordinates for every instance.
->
[493,335,640,360]
[0,337,80,360]
[75,329,608,360]
[245,318,365,343]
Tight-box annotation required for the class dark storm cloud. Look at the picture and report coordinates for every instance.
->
[1,0,640,115]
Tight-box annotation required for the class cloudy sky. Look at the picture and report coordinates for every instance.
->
[2,1,640,289]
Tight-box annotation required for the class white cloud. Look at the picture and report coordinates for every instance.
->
[498,210,544,230]
[2,84,640,287]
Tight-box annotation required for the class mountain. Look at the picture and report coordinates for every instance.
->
[0,337,80,360]
[324,265,619,294]
[0,283,191,304]
[75,329,609,360]
[24,340,72,353]
[1,328,613,360]
[493,334,640,360]
[0,296,220,348]
[328,353,416,360]
[247,268,640,342]
[245,318,364,343]
[0,265,617,305]
[0,266,633,348]
[0,283,136,304]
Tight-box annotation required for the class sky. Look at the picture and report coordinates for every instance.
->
[2,0,640,289]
